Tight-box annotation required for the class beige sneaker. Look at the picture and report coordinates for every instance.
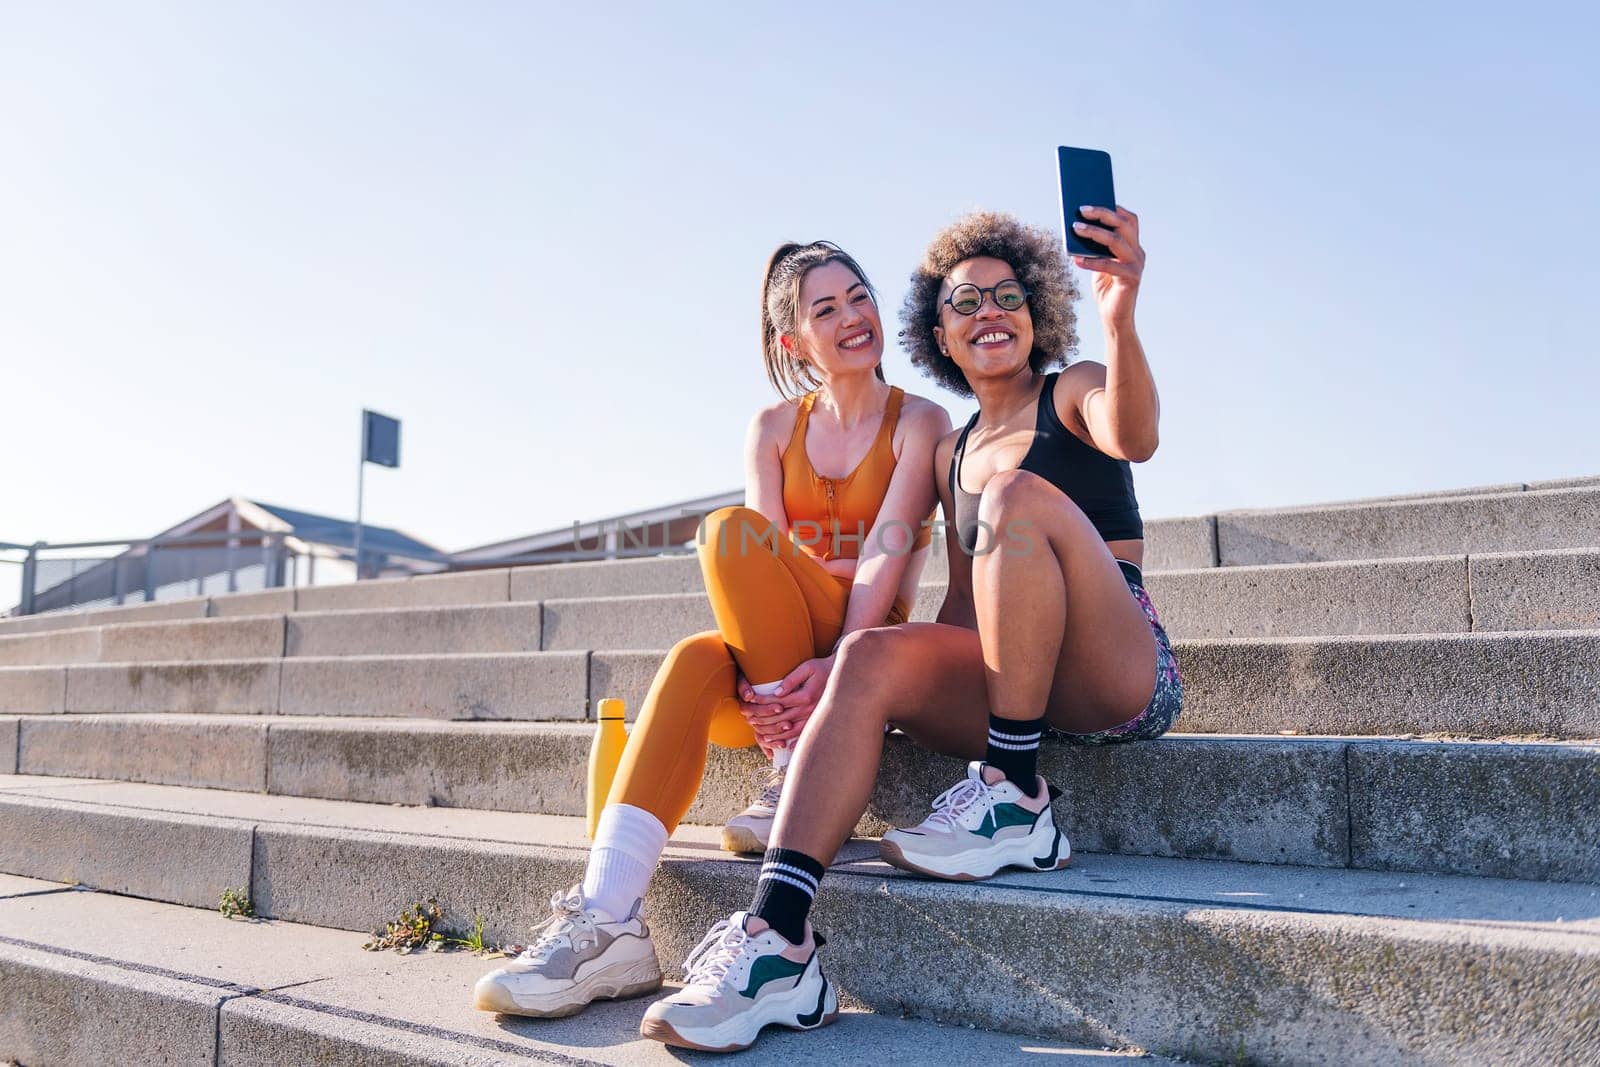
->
[720,765,784,854]
[473,885,662,1018]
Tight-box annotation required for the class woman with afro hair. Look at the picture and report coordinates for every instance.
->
[646,205,1180,1052]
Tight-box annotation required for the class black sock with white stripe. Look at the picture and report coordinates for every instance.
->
[986,714,1045,791]
[750,847,824,945]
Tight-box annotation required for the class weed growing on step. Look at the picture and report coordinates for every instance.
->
[362,900,504,956]
[440,912,491,954]
[364,899,444,954]
[219,888,254,919]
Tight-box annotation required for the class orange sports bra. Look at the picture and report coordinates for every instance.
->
[780,386,935,561]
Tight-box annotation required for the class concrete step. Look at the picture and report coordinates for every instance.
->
[0,568,520,638]
[5,628,1597,738]
[1215,485,1600,565]
[0,602,546,667]
[0,874,1148,1067]
[594,629,1600,740]
[0,593,212,636]
[545,549,1600,647]
[1280,472,1600,508]
[0,653,588,720]
[0,781,1594,1064]
[5,547,1594,668]
[4,717,1596,883]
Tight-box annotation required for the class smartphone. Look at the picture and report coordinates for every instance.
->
[1057,146,1116,258]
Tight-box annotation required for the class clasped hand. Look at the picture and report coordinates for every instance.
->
[735,654,835,755]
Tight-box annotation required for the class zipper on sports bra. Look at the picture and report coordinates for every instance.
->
[821,476,837,559]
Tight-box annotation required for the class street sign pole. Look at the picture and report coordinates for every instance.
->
[353,410,401,582]
[354,426,367,580]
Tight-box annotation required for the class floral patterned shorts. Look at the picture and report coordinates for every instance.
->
[1044,559,1183,746]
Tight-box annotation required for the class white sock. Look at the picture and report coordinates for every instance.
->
[750,680,790,767]
[582,803,668,921]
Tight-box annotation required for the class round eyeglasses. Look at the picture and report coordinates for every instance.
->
[943,280,1029,316]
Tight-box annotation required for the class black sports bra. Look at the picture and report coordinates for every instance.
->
[949,371,1144,554]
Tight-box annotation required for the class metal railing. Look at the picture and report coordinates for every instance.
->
[0,532,440,618]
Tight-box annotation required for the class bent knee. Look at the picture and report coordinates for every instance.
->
[660,630,734,677]
[976,469,1097,556]
[978,468,1062,519]
[833,628,910,695]
[697,506,780,572]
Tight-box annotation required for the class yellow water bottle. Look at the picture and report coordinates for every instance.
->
[587,698,628,839]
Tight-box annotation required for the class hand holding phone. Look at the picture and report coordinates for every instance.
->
[1055,145,1146,329]
[1057,146,1117,258]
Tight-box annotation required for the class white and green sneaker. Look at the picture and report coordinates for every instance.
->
[879,761,1070,881]
[639,912,838,1052]
[473,885,662,1018]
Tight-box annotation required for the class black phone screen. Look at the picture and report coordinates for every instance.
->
[1057,146,1116,258]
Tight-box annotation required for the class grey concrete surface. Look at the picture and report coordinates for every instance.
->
[19,719,1600,879]
[1216,486,1600,565]
[64,659,281,715]
[1313,481,1527,507]
[1175,630,1600,738]
[266,717,588,813]
[909,581,946,621]
[296,569,512,612]
[7,779,1592,1063]
[99,614,287,663]
[19,713,267,791]
[606,630,1600,740]
[0,793,251,907]
[511,555,706,601]
[0,719,14,775]
[209,587,296,616]
[0,611,84,636]
[527,551,1570,651]
[1142,515,1218,570]
[1527,474,1600,491]
[542,594,716,651]
[1145,555,1471,639]
[0,626,101,667]
[0,884,1181,1067]
[279,652,588,720]
[0,667,65,714]
[1349,740,1600,882]
[0,939,221,1067]
[869,735,1351,868]
[1469,547,1600,632]
[0,872,69,895]
[252,822,583,952]
[287,603,544,657]
[587,651,664,720]
[265,720,1344,867]
[82,595,212,627]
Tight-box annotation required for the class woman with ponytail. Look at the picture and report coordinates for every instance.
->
[475,242,949,1030]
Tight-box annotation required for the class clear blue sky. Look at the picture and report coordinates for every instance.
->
[4,2,1597,567]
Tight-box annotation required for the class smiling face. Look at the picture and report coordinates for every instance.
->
[933,256,1034,383]
[787,260,884,379]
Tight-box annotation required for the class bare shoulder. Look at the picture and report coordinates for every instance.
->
[749,396,802,447]
[898,391,954,439]
[1058,359,1107,393]
[1054,360,1106,432]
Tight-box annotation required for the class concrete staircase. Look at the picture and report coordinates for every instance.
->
[3,479,1599,1064]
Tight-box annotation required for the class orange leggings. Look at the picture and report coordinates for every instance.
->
[608,505,909,833]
